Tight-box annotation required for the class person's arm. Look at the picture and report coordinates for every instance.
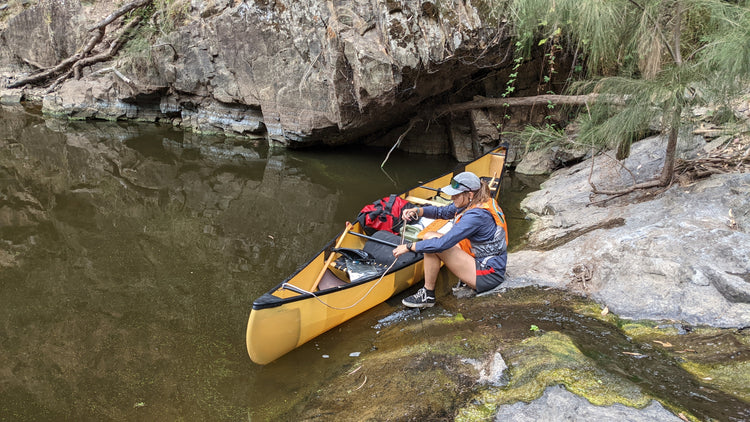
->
[421,203,459,220]
[402,203,459,223]
[413,210,490,253]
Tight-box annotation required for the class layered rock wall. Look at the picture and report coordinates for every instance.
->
[2,0,552,158]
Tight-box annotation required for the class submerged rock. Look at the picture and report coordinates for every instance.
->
[280,287,749,421]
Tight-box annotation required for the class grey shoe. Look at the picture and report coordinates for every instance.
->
[402,287,436,308]
[477,282,505,297]
[452,280,476,299]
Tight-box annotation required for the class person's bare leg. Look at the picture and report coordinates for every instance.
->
[420,231,443,290]
[423,252,442,290]
[436,245,478,289]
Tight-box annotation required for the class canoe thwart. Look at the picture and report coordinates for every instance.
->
[417,219,451,239]
[405,195,446,207]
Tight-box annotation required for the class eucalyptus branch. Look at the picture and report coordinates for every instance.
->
[89,0,152,31]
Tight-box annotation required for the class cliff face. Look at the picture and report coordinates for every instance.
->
[1,0,537,159]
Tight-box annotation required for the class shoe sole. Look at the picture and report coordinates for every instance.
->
[477,283,505,297]
[402,300,435,308]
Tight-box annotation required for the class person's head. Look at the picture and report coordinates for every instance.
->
[441,172,491,208]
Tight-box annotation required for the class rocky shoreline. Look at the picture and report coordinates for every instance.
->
[3,1,749,419]
[508,135,750,328]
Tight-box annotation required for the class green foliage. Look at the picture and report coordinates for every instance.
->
[123,31,155,62]
[503,0,750,163]
[120,0,192,64]
[512,124,567,152]
[154,0,192,33]
[509,0,630,76]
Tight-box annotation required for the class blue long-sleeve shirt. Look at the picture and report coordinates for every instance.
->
[414,203,507,272]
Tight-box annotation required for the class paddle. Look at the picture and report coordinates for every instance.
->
[310,222,352,292]
[416,186,442,193]
[347,231,399,247]
[414,185,449,199]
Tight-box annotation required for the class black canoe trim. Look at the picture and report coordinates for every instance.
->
[251,249,423,310]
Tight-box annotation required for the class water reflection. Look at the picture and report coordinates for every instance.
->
[1,105,541,420]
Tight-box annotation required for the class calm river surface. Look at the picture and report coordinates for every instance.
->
[0,105,537,420]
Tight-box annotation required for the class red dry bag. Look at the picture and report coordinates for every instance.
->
[356,194,413,235]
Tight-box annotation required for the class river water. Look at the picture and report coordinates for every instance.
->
[0,105,540,420]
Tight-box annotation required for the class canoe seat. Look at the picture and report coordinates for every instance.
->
[318,269,347,290]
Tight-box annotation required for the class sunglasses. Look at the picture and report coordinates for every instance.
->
[450,178,472,191]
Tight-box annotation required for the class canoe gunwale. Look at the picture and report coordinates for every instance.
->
[251,250,424,310]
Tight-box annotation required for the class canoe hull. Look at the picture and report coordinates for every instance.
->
[247,259,424,364]
[246,144,508,364]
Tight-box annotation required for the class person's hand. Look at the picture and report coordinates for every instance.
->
[402,207,420,222]
[392,244,410,257]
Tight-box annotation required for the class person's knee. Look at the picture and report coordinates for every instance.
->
[422,231,443,240]
[439,244,464,257]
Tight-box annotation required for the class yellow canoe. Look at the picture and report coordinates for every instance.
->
[246,145,508,364]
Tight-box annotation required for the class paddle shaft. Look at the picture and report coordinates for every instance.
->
[310,222,352,291]
[347,231,400,247]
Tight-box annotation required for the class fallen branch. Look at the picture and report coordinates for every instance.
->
[591,178,665,196]
[73,16,143,79]
[90,0,151,31]
[7,28,103,88]
[381,117,420,168]
[434,94,624,117]
[46,16,142,92]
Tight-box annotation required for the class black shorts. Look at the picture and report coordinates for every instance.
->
[475,260,505,293]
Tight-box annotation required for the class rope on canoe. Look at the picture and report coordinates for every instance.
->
[281,226,408,310]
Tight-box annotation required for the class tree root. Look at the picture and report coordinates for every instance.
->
[47,16,143,93]
[6,0,152,90]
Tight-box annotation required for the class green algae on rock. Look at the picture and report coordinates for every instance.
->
[613,321,750,404]
[455,331,652,421]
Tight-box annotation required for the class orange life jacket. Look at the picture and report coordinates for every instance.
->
[456,199,508,258]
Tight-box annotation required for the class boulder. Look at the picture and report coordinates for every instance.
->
[494,385,682,422]
[507,135,750,327]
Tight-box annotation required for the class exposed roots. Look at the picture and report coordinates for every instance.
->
[675,138,750,185]
[6,0,152,90]
[591,135,749,198]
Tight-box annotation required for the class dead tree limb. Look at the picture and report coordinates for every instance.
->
[7,0,152,89]
[74,17,143,79]
[433,94,624,117]
[381,117,421,168]
[90,0,151,31]
[47,16,143,92]
[6,28,104,88]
